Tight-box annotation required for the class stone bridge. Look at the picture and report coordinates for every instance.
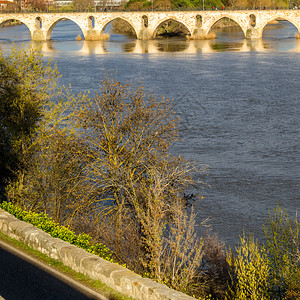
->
[1,10,300,41]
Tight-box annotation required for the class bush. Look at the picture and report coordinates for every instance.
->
[263,205,300,299]
[226,233,270,300]
[226,206,300,300]
[0,201,113,261]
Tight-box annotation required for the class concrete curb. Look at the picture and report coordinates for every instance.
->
[0,209,194,300]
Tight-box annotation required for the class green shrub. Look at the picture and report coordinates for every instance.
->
[263,205,300,299]
[226,206,300,300]
[226,233,270,300]
[0,201,113,261]
[142,1,152,7]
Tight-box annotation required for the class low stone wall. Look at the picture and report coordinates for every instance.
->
[0,209,193,300]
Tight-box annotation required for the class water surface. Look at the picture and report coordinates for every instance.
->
[1,19,299,247]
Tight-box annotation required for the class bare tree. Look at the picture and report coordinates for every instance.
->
[10,0,22,12]
[7,69,213,297]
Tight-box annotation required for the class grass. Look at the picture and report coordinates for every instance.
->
[0,232,134,300]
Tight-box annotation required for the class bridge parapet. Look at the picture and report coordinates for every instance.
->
[0,208,193,300]
[0,10,300,41]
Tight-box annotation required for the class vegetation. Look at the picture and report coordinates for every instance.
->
[72,0,95,11]
[25,0,47,11]
[263,206,300,299]
[0,0,296,13]
[124,0,224,10]
[0,46,299,300]
[124,0,290,11]
[226,206,300,300]
[1,47,216,298]
[226,234,271,299]
[111,18,137,36]
[0,201,113,260]
[0,47,59,198]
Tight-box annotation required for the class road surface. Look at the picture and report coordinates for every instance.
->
[0,239,108,300]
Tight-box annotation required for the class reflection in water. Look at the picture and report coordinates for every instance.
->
[156,39,189,52]
[210,41,245,52]
[1,19,300,54]
[210,17,245,42]
[30,38,300,55]
[0,23,30,43]
[263,20,298,39]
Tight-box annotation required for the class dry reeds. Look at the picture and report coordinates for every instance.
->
[85,33,110,41]
[295,32,300,39]
[76,35,82,41]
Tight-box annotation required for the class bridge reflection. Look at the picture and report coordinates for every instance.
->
[33,38,300,55]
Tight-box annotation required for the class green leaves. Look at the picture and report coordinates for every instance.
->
[0,201,113,261]
[263,205,300,298]
[227,207,300,300]
[0,46,60,192]
[227,234,271,300]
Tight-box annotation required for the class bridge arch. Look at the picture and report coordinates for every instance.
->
[101,17,138,38]
[206,15,246,37]
[261,16,300,36]
[46,17,84,40]
[152,17,192,38]
[0,18,32,40]
[0,18,31,32]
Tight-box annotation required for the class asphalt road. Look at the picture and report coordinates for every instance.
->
[0,239,108,300]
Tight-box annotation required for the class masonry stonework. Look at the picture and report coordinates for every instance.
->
[0,10,300,41]
[0,209,193,300]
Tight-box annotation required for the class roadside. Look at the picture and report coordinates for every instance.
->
[0,232,134,300]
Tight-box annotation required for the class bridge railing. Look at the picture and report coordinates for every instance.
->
[0,7,296,14]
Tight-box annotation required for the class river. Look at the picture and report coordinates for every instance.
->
[0,19,299,247]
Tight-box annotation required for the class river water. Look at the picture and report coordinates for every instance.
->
[0,20,299,247]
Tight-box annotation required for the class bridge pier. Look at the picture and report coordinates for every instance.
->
[32,29,47,41]
[245,27,262,39]
[137,28,153,40]
[190,28,207,40]
[84,29,106,41]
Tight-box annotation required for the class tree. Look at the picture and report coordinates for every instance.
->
[11,0,22,12]
[74,77,178,250]
[26,0,47,11]
[73,77,209,290]
[72,0,95,11]
[0,47,59,198]
[154,0,172,10]
[6,94,90,223]
[5,59,210,296]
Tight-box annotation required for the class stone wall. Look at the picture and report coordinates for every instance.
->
[0,10,300,40]
[0,209,193,300]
